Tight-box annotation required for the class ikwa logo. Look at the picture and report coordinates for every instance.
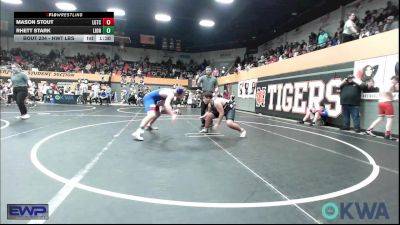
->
[322,202,389,220]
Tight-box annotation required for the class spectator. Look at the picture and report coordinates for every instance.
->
[308,32,318,45]
[336,20,345,44]
[213,68,220,77]
[127,88,137,105]
[384,1,399,19]
[41,82,49,102]
[223,89,229,100]
[339,75,368,133]
[343,13,359,43]
[5,79,13,106]
[317,29,330,49]
[258,56,266,66]
[359,27,372,39]
[363,10,372,26]
[330,32,340,46]
[90,82,100,104]
[79,79,89,104]
[300,40,307,49]
[383,16,399,32]
[292,46,300,57]
[237,63,242,71]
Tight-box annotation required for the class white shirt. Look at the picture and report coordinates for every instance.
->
[85,64,92,71]
[343,19,357,35]
[41,85,49,94]
[80,83,88,93]
[29,86,35,95]
[92,84,99,98]
[6,86,13,95]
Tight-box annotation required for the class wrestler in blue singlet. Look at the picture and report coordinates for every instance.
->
[143,89,167,112]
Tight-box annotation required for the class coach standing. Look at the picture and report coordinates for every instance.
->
[339,75,367,133]
[197,66,218,128]
[8,64,31,119]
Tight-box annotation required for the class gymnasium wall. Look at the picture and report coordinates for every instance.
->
[220,30,399,135]
[0,69,188,87]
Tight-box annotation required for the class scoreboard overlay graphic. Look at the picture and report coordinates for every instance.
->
[14,12,114,43]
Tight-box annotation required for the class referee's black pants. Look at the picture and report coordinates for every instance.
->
[200,99,207,127]
[13,86,28,115]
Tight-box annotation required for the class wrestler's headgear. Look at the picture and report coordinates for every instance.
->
[175,86,185,95]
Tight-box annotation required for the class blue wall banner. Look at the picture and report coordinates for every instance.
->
[53,95,79,104]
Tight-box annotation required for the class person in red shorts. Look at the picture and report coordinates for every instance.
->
[365,76,399,140]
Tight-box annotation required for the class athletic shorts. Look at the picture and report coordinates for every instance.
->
[144,95,160,112]
[212,108,236,121]
[378,102,394,117]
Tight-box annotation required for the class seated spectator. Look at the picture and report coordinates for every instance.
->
[300,40,308,49]
[258,56,266,66]
[237,63,242,71]
[359,28,372,39]
[363,10,372,26]
[127,88,136,105]
[292,47,300,57]
[99,87,111,106]
[383,16,399,32]
[298,103,329,126]
[318,29,329,48]
[308,32,318,45]
[330,32,340,46]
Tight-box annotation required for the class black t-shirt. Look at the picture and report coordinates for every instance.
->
[340,82,367,106]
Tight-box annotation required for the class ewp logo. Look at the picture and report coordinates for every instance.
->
[322,202,389,220]
[7,204,49,220]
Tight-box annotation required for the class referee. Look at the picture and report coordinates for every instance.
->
[8,64,31,119]
[197,66,218,128]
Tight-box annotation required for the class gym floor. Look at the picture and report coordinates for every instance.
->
[1,104,398,224]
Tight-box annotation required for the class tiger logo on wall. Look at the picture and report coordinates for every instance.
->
[256,87,266,107]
